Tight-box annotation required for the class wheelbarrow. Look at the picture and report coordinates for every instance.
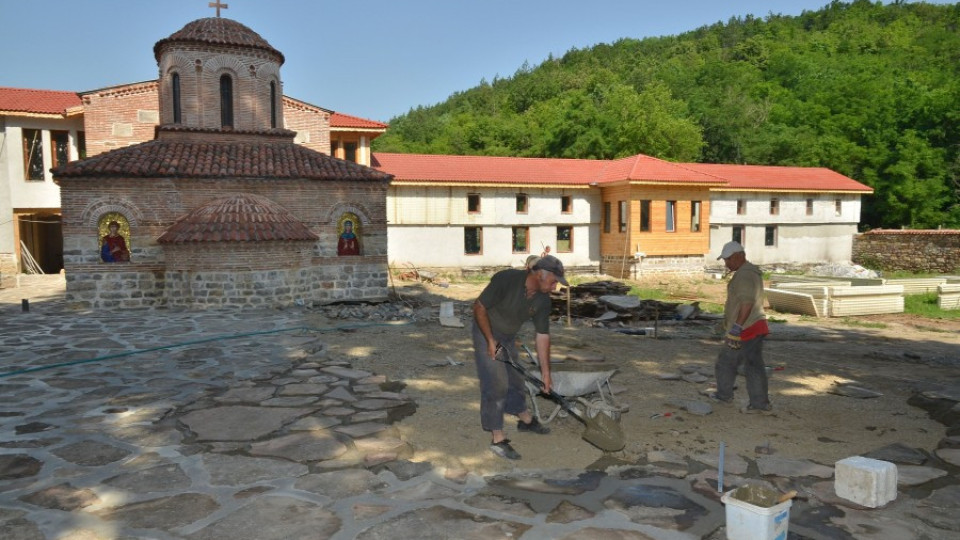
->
[519,345,628,426]
[496,345,625,452]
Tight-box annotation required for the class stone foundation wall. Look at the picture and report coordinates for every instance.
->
[853,230,960,273]
[64,257,389,310]
[601,254,707,278]
[0,254,18,286]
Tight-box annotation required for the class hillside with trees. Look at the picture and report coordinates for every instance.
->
[373,1,960,229]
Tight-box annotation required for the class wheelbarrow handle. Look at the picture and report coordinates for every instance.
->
[495,345,585,423]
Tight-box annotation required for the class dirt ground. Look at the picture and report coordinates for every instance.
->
[323,274,960,475]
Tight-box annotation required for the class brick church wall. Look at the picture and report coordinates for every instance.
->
[853,230,960,273]
[81,82,331,157]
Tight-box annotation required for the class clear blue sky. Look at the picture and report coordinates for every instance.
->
[0,1,950,122]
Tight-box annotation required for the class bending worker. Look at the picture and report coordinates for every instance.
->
[472,255,567,459]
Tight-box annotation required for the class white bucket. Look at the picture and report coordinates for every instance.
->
[722,489,791,540]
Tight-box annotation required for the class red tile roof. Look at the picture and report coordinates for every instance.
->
[55,139,393,182]
[154,17,284,63]
[331,112,387,130]
[863,228,959,235]
[686,163,873,192]
[598,154,726,185]
[0,87,81,116]
[372,152,726,186]
[373,152,605,185]
[157,193,318,244]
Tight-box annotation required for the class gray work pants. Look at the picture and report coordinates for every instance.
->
[714,336,769,408]
[471,321,528,432]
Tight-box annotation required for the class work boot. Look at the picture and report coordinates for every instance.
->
[517,417,550,434]
[490,439,521,460]
[740,404,774,415]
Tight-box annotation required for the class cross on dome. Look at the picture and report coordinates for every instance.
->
[208,1,228,17]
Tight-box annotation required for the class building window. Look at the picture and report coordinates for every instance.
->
[732,226,744,244]
[765,226,777,246]
[464,227,482,254]
[344,142,358,163]
[270,81,277,129]
[556,226,572,252]
[806,198,814,216]
[220,74,234,128]
[736,199,746,215]
[512,227,529,253]
[51,131,69,169]
[618,201,627,233]
[172,73,182,124]
[467,194,481,213]
[516,193,528,213]
[691,200,702,232]
[835,199,842,217]
[770,198,779,215]
[561,195,572,213]
[602,202,611,234]
[640,200,651,232]
[22,128,44,181]
[666,201,676,232]
[77,131,86,159]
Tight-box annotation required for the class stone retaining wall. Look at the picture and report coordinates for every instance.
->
[601,254,706,278]
[853,230,960,273]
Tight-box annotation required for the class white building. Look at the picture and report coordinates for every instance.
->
[0,87,84,278]
[689,164,871,265]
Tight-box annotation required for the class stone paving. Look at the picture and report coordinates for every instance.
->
[2,276,959,539]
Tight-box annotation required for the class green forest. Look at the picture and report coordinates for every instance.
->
[372,1,960,230]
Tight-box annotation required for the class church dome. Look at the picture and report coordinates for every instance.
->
[154,17,284,64]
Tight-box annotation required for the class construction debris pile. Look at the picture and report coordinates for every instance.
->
[551,280,712,326]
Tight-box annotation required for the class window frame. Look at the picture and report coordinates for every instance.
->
[464,226,483,255]
[516,193,528,214]
[561,195,572,214]
[602,202,611,234]
[269,81,278,129]
[769,198,779,216]
[220,74,234,128]
[835,198,842,217]
[512,226,529,254]
[556,225,573,253]
[344,141,358,163]
[732,225,744,244]
[690,200,702,233]
[665,200,677,232]
[618,200,628,233]
[806,198,814,216]
[467,193,481,214]
[172,72,182,124]
[22,128,44,181]
[50,130,70,169]
[765,225,778,247]
[736,199,746,215]
[639,200,651,232]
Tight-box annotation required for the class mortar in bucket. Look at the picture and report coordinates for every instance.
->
[721,484,792,540]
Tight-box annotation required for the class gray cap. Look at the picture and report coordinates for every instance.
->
[717,241,745,260]
[533,255,569,286]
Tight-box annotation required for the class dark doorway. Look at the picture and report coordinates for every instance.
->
[18,214,63,274]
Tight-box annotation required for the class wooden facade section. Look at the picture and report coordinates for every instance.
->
[600,183,713,259]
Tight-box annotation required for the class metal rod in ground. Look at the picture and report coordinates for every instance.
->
[718,441,725,493]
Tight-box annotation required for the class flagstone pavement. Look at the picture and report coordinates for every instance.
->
[1,276,958,539]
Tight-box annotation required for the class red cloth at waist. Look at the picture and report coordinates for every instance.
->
[740,319,769,341]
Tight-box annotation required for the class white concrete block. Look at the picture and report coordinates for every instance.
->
[835,456,898,508]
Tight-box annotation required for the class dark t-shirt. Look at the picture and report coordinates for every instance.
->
[477,269,551,336]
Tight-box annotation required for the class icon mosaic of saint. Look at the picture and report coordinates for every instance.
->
[337,213,361,256]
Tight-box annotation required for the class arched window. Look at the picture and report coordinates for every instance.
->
[220,74,233,128]
[270,81,277,128]
[172,73,181,124]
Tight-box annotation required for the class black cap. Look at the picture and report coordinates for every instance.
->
[533,255,569,286]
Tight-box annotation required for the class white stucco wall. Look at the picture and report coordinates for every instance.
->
[387,185,601,270]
